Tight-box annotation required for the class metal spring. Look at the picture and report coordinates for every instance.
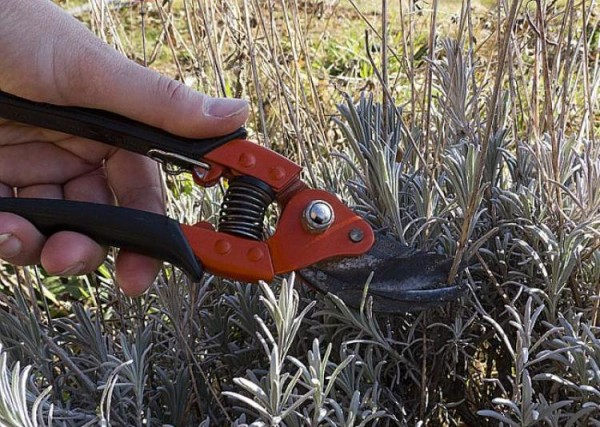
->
[218,177,275,240]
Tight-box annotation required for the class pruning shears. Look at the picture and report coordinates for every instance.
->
[0,90,462,313]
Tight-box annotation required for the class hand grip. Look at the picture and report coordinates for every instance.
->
[0,90,246,169]
[0,198,203,280]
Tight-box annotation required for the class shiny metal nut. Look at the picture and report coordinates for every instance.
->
[302,200,335,233]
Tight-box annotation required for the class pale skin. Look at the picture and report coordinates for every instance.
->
[0,0,249,295]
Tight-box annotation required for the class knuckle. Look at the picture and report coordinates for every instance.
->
[157,75,189,104]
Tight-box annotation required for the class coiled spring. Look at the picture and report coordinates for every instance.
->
[218,176,275,240]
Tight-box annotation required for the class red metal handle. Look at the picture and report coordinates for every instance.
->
[193,139,303,192]
[181,188,374,282]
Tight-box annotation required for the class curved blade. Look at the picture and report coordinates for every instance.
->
[298,233,463,313]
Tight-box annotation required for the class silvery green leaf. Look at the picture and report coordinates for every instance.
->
[222,392,273,421]
[234,378,269,404]
[491,398,520,414]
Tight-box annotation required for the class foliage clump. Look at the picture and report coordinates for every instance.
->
[0,0,598,425]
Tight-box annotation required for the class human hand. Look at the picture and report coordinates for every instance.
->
[0,0,249,295]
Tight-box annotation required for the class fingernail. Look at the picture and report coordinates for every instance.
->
[57,262,85,276]
[203,97,248,119]
[0,233,22,259]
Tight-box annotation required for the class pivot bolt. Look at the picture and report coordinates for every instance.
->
[348,228,364,243]
[302,200,334,233]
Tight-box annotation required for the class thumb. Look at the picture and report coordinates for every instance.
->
[4,0,249,138]
[73,59,249,138]
[61,51,249,138]
[51,13,248,137]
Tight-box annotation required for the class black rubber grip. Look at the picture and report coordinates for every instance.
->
[0,90,246,169]
[0,198,203,280]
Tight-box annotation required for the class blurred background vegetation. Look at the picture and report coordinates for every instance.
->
[0,0,599,425]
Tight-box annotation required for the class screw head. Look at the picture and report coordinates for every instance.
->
[302,200,334,233]
[348,228,364,243]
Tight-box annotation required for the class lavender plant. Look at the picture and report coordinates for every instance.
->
[0,0,598,425]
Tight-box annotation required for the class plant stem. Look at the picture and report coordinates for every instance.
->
[448,0,523,283]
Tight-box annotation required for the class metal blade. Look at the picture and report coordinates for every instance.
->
[298,232,463,313]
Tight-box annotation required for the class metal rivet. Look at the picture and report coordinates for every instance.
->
[348,228,364,243]
[215,239,232,255]
[269,166,286,181]
[238,153,256,168]
[247,247,264,262]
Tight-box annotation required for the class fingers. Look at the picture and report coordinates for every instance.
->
[0,143,166,295]
[115,253,162,297]
[63,168,113,204]
[0,142,94,188]
[0,184,13,198]
[0,213,44,265]
[17,184,63,199]
[38,169,113,277]
[106,151,164,214]
[40,232,106,276]
[106,151,164,296]
[0,171,111,277]
[0,214,106,277]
